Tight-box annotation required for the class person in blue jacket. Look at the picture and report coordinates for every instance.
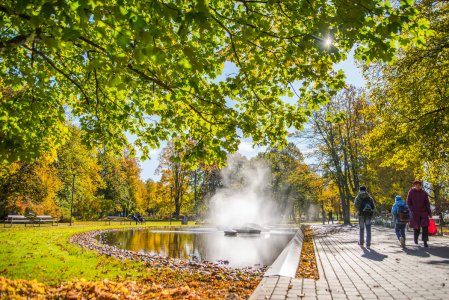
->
[391,195,409,248]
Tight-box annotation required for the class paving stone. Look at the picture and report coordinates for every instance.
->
[250,296,268,300]
[360,295,377,299]
[269,296,286,300]
[330,295,348,299]
[271,291,287,296]
[274,285,289,290]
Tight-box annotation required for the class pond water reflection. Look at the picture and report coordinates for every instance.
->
[97,229,295,268]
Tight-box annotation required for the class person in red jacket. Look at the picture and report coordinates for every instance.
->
[407,180,432,247]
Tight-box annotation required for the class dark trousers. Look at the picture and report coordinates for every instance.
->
[359,215,372,246]
[395,223,406,240]
[414,226,429,242]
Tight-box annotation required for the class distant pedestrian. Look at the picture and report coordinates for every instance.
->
[321,210,326,225]
[130,213,139,225]
[354,186,376,249]
[391,195,410,248]
[137,213,145,224]
[327,211,333,224]
[407,180,431,247]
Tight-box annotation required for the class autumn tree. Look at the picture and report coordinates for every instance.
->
[121,153,147,213]
[191,163,222,219]
[288,162,323,222]
[319,181,341,220]
[96,149,146,217]
[301,86,372,224]
[97,151,127,216]
[157,141,194,219]
[147,181,174,220]
[364,0,449,216]
[302,84,421,223]
[0,0,425,166]
[0,124,148,220]
[144,179,162,217]
[56,127,103,220]
[257,143,321,222]
[0,155,61,218]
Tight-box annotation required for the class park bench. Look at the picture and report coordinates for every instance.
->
[3,215,58,227]
[29,215,58,227]
[3,215,31,227]
[103,216,133,225]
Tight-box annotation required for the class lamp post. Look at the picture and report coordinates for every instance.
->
[194,169,197,219]
[170,186,173,226]
[70,174,75,226]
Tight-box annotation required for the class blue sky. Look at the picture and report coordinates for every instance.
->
[138,53,365,181]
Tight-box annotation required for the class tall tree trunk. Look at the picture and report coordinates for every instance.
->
[330,136,351,224]
[173,166,180,219]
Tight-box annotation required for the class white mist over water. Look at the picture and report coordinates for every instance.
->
[208,155,281,228]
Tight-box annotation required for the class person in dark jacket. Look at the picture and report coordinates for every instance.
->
[130,213,140,225]
[391,195,409,248]
[407,180,431,247]
[136,213,145,223]
[354,186,376,248]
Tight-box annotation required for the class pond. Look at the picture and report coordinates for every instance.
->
[96,228,295,268]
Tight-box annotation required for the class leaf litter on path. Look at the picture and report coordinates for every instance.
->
[296,226,319,280]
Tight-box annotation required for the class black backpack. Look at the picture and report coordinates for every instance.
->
[360,195,374,216]
[397,205,410,223]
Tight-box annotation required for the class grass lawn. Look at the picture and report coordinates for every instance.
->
[0,221,186,284]
[0,221,263,299]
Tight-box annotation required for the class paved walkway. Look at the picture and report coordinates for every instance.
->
[250,225,449,300]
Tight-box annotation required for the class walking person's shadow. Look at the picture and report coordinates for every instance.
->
[403,247,431,257]
[361,248,388,261]
[423,244,449,260]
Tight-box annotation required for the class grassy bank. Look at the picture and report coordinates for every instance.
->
[0,221,184,284]
[0,222,264,299]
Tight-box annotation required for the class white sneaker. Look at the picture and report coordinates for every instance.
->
[400,237,405,248]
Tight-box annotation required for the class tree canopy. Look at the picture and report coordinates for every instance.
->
[0,0,424,164]
[363,0,449,212]
[365,1,449,176]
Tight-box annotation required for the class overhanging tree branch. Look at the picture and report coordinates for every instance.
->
[408,106,449,122]
[24,45,91,105]
[0,33,35,52]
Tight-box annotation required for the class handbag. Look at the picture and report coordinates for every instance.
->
[428,218,437,236]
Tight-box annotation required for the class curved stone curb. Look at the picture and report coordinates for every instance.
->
[263,225,305,278]
[249,225,305,300]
